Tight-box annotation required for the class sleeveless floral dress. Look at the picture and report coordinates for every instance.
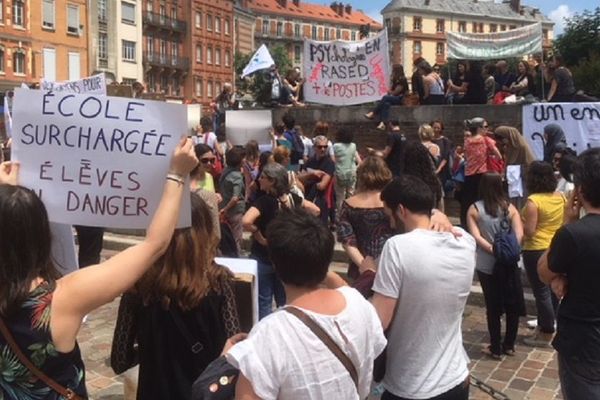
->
[0,282,87,399]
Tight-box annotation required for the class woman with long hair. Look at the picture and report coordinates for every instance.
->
[365,64,409,130]
[509,61,535,97]
[0,140,197,399]
[445,61,467,104]
[521,161,565,348]
[418,61,445,105]
[460,117,502,227]
[337,156,394,296]
[467,173,525,359]
[243,140,260,200]
[191,143,221,239]
[418,124,441,164]
[402,140,444,211]
[114,193,241,400]
[243,163,320,319]
[432,120,452,193]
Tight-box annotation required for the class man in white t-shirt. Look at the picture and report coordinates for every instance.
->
[372,175,476,400]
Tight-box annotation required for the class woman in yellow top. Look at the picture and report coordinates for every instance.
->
[521,161,565,347]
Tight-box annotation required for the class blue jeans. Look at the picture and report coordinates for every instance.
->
[559,354,600,399]
[373,95,403,123]
[522,250,558,333]
[255,258,286,320]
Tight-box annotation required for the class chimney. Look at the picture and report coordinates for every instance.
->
[509,0,520,13]
[330,2,338,12]
[278,0,287,7]
[344,4,352,14]
[292,0,299,6]
[338,3,344,15]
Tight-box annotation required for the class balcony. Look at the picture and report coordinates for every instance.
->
[144,52,189,70]
[143,11,187,33]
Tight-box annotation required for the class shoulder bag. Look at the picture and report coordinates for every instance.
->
[0,317,83,400]
[493,208,521,266]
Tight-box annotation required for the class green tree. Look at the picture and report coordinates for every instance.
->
[572,52,600,97]
[234,45,293,106]
[554,7,600,67]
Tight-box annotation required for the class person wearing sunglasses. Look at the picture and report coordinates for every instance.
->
[191,143,221,239]
[300,135,335,225]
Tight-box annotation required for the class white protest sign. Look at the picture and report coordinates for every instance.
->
[216,257,259,327]
[186,104,201,135]
[523,103,600,160]
[303,30,390,105]
[41,73,107,95]
[11,88,191,229]
[226,110,272,146]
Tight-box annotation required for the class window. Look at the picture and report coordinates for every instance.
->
[122,2,136,24]
[216,82,221,94]
[276,21,282,36]
[436,42,444,55]
[436,19,444,33]
[324,28,329,40]
[160,39,166,61]
[294,23,300,38]
[500,24,506,31]
[43,0,55,29]
[413,41,422,54]
[159,5,165,22]
[13,1,24,27]
[43,48,56,81]
[206,14,213,31]
[0,1,3,24]
[161,75,168,92]
[336,28,341,38]
[206,46,212,64]
[471,22,477,32]
[13,50,25,74]
[458,21,466,32]
[207,81,213,98]
[479,23,484,32]
[148,73,155,92]
[413,17,422,31]
[490,24,497,33]
[195,77,203,97]
[0,48,4,72]
[509,25,516,30]
[171,7,177,20]
[195,44,202,63]
[215,17,221,33]
[146,0,152,12]
[99,33,108,59]
[68,52,80,80]
[67,5,80,35]
[172,42,178,63]
[351,31,356,40]
[262,18,269,35]
[543,29,548,40]
[225,49,230,66]
[385,18,391,32]
[311,25,317,39]
[225,18,230,35]
[122,40,136,61]
[294,45,301,63]
[98,0,107,21]
[146,34,153,55]
[172,77,180,96]
[195,11,202,28]
[215,48,221,65]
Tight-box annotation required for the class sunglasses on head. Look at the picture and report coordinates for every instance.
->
[200,158,216,164]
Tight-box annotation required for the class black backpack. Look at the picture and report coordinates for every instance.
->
[287,129,305,164]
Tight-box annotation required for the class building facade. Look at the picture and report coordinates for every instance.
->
[33,0,89,83]
[0,0,34,91]
[186,0,234,106]
[250,0,381,69]
[382,0,554,67]
[233,0,255,57]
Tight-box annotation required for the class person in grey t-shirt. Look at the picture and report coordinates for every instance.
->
[547,55,575,103]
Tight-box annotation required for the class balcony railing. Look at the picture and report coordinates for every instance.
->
[143,11,187,33]
[144,52,189,70]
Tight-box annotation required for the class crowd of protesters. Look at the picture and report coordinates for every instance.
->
[1,101,600,400]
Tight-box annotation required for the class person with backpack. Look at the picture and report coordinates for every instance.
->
[219,147,246,254]
[281,114,304,172]
[242,163,319,319]
[467,173,525,359]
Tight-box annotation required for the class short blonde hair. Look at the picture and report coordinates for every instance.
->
[418,124,435,141]
[273,145,291,165]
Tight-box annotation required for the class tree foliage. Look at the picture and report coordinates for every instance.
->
[572,52,600,97]
[554,7,600,67]
[234,45,293,106]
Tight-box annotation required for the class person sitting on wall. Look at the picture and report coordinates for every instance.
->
[364,65,409,131]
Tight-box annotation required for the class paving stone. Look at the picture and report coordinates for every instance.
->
[509,378,535,391]
[490,368,515,382]
[529,387,558,399]
[516,367,541,380]
[523,360,545,370]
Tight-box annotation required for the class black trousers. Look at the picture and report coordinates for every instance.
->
[382,379,469,400]
[74,225,104,267]
[477,270,521,354]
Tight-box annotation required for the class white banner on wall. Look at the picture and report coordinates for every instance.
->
[226,110,272,146]
[447,22,542,60]
[523,103,600,160]
[11,88,191,229]
[40,73,107,95]
[302,30,390,105]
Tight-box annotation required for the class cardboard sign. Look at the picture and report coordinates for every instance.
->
[41,73,107,95]
[303,30,390,105]
[216,257,259,328]
[226,110,272,146]
[11,88,191,229]
[523,103,600,159]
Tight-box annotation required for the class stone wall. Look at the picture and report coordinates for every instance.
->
[272,104,523,150]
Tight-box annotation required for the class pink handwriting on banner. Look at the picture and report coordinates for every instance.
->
[309,63,324,83]
[369,55,387,96]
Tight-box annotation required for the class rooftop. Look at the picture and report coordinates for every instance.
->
[249,0,383,28]
[382,0,553,24]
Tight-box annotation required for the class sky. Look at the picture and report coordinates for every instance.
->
[349,0,591,35]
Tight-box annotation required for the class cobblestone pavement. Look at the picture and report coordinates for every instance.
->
[81,252,562,400]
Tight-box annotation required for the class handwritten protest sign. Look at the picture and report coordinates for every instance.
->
[41,73,107,95]
[226,110,272,146]
[523,103,600,159]
[11,88,191,228]
[303,30,390,106]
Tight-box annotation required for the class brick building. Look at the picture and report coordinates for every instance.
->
[187,0,234,106]
[250,0,381,69]
[233,0,255,56]
[382,0,554,67]
[0,0,34,91]
[33,0,89,83]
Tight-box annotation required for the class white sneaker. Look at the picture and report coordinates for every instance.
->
[527,319,537,329]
